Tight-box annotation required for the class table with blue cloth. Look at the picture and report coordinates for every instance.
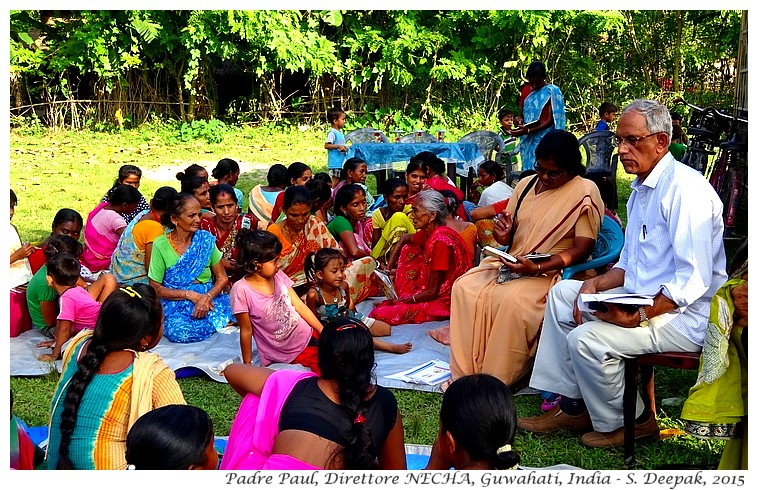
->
[346,142,485,177]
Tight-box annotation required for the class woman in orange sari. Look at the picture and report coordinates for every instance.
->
[370,190,471,326]
[268,186,338,291]
[267,186,376,303]
[449,130,603,387]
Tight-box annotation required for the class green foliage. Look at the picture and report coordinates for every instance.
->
[10,10,742,130]
[10,114,46,136]
[179,118,228,143]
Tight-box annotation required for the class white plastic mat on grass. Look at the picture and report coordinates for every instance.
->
[10,297,450,393]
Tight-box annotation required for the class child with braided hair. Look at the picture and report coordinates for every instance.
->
[46,283,185,470]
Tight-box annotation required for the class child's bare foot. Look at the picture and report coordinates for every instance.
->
[374,339,412,354]
[38,353,57,363]
[428,326,450,346]
[36,339,55,349]
[387,342,413,354]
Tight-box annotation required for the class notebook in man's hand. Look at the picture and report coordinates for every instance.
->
[577,293,655,313]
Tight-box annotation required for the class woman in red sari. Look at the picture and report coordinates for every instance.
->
[200,184,259,285]
[410,152,467,220]
[369,190,471,326]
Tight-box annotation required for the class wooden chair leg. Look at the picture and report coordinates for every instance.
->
[623,357,639,467]
[464,167,475,201]
[641,365,656,414]
[374,170,387,194]
[447,162,456,184]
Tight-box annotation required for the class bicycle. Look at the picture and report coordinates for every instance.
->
[674,98,730,174]
[674,98,748,238]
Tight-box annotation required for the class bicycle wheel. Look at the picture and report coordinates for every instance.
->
[723,166,746,235]
[708,149,729,193]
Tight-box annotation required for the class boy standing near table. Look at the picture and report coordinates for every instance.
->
[496,109,519,176]
[325,107,348,187]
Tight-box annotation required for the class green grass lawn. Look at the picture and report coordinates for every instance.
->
[9,124,723,470]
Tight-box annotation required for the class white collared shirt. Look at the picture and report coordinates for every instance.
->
[614,153,727,346]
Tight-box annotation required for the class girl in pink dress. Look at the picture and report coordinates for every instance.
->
[229,229,323,372]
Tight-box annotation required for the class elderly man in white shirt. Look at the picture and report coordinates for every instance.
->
[517,99,727,449]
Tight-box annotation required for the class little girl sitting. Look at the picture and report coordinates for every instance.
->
[37,253,102,362]
[229,229,324,373]
[304,248,411,354]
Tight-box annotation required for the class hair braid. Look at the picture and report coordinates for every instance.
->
[53,283,163,470]
[319,318,377,469]
[336,374,375,469]
[56,339,109,469]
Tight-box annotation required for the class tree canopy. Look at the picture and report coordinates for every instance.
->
[10,10,742,131]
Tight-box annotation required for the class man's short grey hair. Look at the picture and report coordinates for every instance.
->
[414,189,448,225]
[622,99,673,142]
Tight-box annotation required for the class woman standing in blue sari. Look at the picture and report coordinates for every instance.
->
[148,193,231,343]
[510,61,566,171]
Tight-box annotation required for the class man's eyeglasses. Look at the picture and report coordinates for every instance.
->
[534,164,566,179]
[613,133,661,147]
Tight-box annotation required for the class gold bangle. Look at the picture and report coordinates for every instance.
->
[184,290,189,300]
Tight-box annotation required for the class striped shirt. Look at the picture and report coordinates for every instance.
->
[614,153,727,346]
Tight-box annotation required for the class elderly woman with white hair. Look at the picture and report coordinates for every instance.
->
[369,190,472,326]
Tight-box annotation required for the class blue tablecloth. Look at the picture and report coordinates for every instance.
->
[346,142,485,176]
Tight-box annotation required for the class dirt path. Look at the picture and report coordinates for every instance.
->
[141,159,272,183]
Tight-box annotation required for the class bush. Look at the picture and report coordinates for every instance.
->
[179,118,228,144]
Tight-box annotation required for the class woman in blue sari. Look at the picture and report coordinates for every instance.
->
[510,61,566,171]
[148,193,231,343]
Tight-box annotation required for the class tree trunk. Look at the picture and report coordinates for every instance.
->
[176,71,186,122]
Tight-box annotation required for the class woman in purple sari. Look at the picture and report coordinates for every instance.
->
[148,193,231,343]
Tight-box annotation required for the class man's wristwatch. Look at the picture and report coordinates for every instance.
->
[638,306,650,327]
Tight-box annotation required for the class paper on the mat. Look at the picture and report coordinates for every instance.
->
[577,292,655,312]
[386,359,451,385]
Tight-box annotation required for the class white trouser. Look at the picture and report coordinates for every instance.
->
[529,280,701,432]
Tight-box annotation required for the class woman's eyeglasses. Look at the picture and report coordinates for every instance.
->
[613,133,661,147]
[534,164,566,179]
